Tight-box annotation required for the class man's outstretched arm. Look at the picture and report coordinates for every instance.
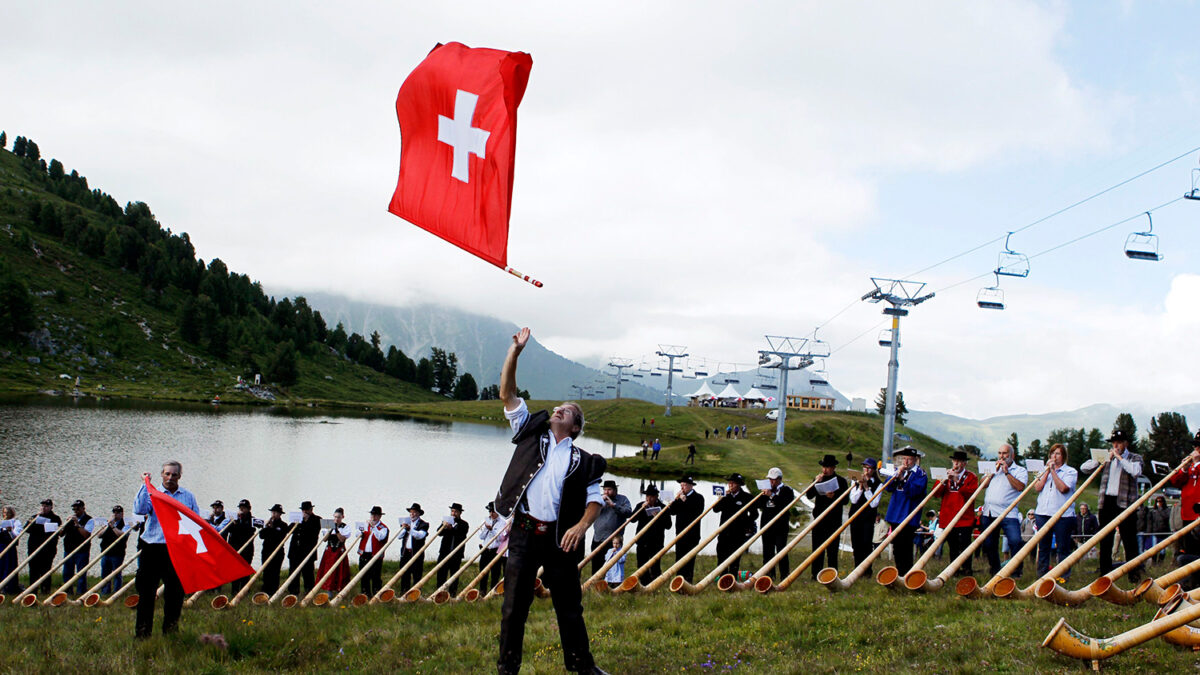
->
[500,327,530,412]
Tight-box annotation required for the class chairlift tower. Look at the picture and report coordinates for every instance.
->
[606,358,635,400]
[656,345,688,416]
[861,278,935,460]
[758,335,825,444]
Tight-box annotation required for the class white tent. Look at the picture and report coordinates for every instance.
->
[742,387,768,400]
[715,383,743,400]
[684,381,718,399]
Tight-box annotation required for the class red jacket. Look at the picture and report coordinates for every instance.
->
[936,471,978,529]
[1169,462,1200,522]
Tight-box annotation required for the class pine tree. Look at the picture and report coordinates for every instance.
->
[1006,432,1019,455]
[0,131,6,149]
[265,340,299,386]
[1148,412,1191,465]
[452,373,479,401]
[874,387,907,426]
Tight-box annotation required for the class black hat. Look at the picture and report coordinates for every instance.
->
[71,499,85,508]
[893,446,921,458]
[269,504,284,513]
[819,454,839,467]
[1108,429,1131,443]
[406,503,423,515]
[333,507,344,515]
[299,500,314,510]
[643,485,660,496]
[601,479,619,490]
[726,473,745,485]
[370,505,385,516]
[449,503,463,511]
[950,450,970,462]
[112,505,124,513]
[210,500,224,508]
[40,498,53,506]
[678,476,696,485]
[237,499,251,508]
[486,501,496,512]
[1191,431,1200,447]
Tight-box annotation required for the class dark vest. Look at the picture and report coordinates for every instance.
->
[495,409,606,543]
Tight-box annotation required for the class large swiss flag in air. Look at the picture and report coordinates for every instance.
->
[143,476,254,593]
[388,42,533,269]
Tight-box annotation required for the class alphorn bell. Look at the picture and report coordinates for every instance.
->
[721,480,852,592]
[1033,456,1191,606]
[960,462,1090,599]
[254,527,328,606]
[583,498,676,592]
[301,531,364,607]
[618,497,719,594]
[455,521,512,602]
[46,525,136,605]
[79,548,143,607]
[212,522,298,609]
[671,491,805,595]
[879,472,987,589]
[902,473,996,593]
[758,473,899,594]
[1156,595,1200,650]
[818,478,942,591]
[1132,554,1200,605]
[14,521,106,607]
[621,493,765,594]
[434,521,508,604]
[398,522,485,605]
[328,523,401,607]
[0,517,40,604]
[1088,516,1200,605]
[370,523,447,604]
[1042,594,1200,669]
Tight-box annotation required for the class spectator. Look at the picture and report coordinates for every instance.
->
[1077,503,1099,537]
[1148,495,1172,563]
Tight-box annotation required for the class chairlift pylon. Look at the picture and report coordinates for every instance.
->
[976,272,1005,310]
[1124,211,1163,261]
[995,232,1030,278]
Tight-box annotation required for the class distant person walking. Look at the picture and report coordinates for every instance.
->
[651,439,661,461]
[685,443,696,465]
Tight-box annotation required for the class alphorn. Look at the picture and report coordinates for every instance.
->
[456,526,511,602]
[622,493,765,594]
[182,521,249,608]
[671,492,805,595]
[959,463,1090,599]
[0,517,46,603]
[721,482,852,592]
[1042,594,1200,669]
[80,547,142,607]
[14,523,106,607]
[254,527,328,605]
[583,500,676,592]
[435,521,509,604]
[616,497,719,594]
[0,516,35,569]
[390,522,483,605]
[328,525,400,607]
[1087,516,1200,605]
[758,473,899,594]
[1032,456,1191,605]
[370,523,447,604]
[212,522,298,609]
[576,503,645,573]
[46,525,135,605]
[879,472,990,589]
[818,478,942,591]
[1132,554,1200,604]
[1156,596,1200,650]
[301,530,364,607]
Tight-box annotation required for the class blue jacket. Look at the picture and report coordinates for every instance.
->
[884,467,928,525]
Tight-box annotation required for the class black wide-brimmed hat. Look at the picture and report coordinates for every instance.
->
[269,504,284,513]
[726,473,745,485]
[370,505,385,516]
[406,503,423,515]
[1108,429,1131,443]
[1191,431,1200,447]
[643,485,660,496]
[237,499,251,508]
[486,502,496,512]
[950,450,970,462]
[819,454,839,467]
[71,499,85,508]
[299,500,314,510]
[211,500,224,508]
[678,475,696,485]
[449,503,463,511]
[601,480,619,490]
[893,446,921,458]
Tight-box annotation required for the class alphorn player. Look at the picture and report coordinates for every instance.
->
[847,458,882,572]
[1080,429,1143,580]
[978,443,1027,578]
[207,500,228,531]
[934,450,978,577]
[133,461,198,638]
[761,467,798,580]
[60,499,97,597]
[99,505,131,596]
[884,446,928,575]
[0,506,23,594]
[666,476,704,584]
[27,499,61,595]
[1032,443,1078,580]
[258,504,289,595]
[398,503,429,592]
[497,327,608,675]
[287,500,322,595]
[589,480,631,576]
[714,473,758,580]
[225,499,257,595]
[632,486,671,584]
[1167,431,1200,559]
[317,507,352,592]
[436,502,470,595]
[803,458,845,580]
[478,502,504,592]
[357,506,389,598]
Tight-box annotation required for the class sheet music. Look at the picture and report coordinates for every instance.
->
[442,515,455,526]
[815,477,841,495]
[930,467,948,480]
[660,490,674,503]
[644,505,662,517]
[43,522,58,533]
[977,461,989,475]
[356,521,366,532]
[755,479,772,490]
[1151,460,1170,475]
[1090,448,1109,464]
[1025,459,1045,474]
[287,511,303,524]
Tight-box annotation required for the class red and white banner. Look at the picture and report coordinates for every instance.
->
[388,41,533,269]
[143,476,254,593]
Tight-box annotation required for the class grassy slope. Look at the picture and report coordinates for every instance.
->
[0,148,440,406]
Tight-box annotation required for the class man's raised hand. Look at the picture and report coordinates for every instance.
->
[512,327,531,352]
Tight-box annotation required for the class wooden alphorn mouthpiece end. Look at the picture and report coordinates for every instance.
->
[876,567,900,588]
[669,576,699,595]
[210,595,229,610]
[954,576,979,598]
[464,589,480,602]
[816,567,840,588]
[902,569,928,591]
[1158,583,1183,607]
[281,595,298,608]
[616,577,640,594]
[251,592,269,605]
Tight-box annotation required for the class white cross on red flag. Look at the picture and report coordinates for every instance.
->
[142,476,254,593]
[388,42,533,272]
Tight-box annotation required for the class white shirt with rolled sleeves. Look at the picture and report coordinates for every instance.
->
[848,482,883,508]
[1082,453,1142,497]
[480,515,503,549]
[981,462,1028,520]
[398,516,427,549]
[1034,465,1078,517]
[504,398,603,523]
[360,521,389,554]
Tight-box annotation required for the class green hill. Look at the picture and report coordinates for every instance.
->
[0,134,442,405]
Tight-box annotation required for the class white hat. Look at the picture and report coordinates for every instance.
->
[767,467,783,480]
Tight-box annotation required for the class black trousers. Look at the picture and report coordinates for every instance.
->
[889,522,916,575]
[849,512,875,569]
[716,532,750,579]
[135,543,184,637]
[287,555,316,595]
[400,550,423,594]
[635,541,663,585]
[479,548,502,592]
[260,553,284,595]
[230,547,253,595]
[499,525,595,674]
[435,555,463,595]
[358,552,382,598]
[760,530,790,580]
[28,545,56,593]
[1098,500,1140,574]
[810,520,840,579]
[947,526,974,575]
[675,535,700,583]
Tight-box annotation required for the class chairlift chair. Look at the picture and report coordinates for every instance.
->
[1186,168,1200,201]
[694,371,708,377]
[877,329,893,347]
[809,378,829,387]
[976,273,1005,310]
[1124,212,1163,261]
[995,232,1030,278]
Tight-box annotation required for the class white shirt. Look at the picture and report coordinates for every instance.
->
[1081,453,1142,497]
[361,521,388,553]
[1034,464,1078,517]
[505,399,603,522]
[848,482,883,508]
[981,462,1028,520]
[479,515,503,550]
[397,516,427,549]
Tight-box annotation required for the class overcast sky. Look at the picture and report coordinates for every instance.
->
[3,1,1199,419]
